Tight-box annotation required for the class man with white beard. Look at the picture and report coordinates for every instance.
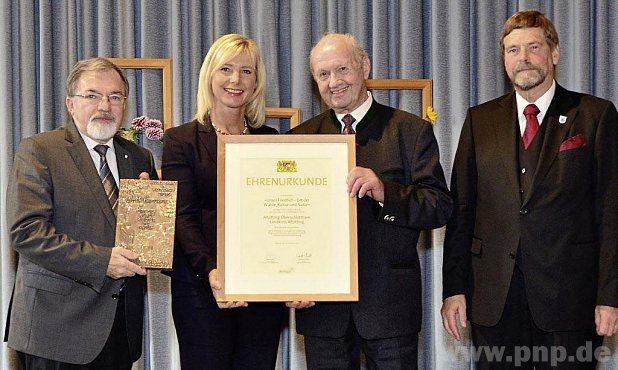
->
[5,58,158,369]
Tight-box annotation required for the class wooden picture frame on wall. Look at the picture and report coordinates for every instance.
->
[266,107,302,129]
[108,58,173,130]
[283,79,432,129]
[366,79,433,120]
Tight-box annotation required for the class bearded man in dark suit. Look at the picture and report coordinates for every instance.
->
[5,58,158,369]
[442,10,618,370]
[288,33,452,369]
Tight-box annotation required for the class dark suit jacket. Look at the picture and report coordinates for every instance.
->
[289,100,452,339]
[6,120,158,363]
[443,84,618,331]
[161,118,278,285]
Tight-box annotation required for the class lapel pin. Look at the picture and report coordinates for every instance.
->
[124,154,128,158]
[558,115,567,124]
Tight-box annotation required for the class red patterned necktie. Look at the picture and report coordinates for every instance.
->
[94,145,119,211]
[342,114,355,134]
[522,104,540,150]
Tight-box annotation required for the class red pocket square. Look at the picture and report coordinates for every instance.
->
[559,134,587,151]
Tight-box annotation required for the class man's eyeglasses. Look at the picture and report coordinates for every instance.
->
[70,93,127,106]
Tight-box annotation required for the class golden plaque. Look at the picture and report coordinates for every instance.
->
[115,179,177,269]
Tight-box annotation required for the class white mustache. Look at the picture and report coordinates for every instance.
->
[92,114,115,121]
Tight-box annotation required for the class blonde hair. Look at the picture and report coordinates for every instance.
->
[194,34,266,127]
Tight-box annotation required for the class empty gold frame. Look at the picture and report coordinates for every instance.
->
[366,79,433,120]
[108,58,173,130]
[266,107,302,129]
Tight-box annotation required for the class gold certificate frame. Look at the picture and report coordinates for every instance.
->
[217,134,358,302]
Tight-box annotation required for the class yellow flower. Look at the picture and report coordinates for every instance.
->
[426,106,438,125]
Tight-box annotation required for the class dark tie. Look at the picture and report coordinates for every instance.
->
[93,145,119,211]
[522,104,540,150]
[342,114,356,134]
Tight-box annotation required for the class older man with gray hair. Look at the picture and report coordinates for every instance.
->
[289,33,452,369]
[5,57,157,369]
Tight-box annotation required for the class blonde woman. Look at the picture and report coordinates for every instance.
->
[162,34,282,369]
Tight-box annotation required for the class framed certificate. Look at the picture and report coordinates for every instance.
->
[216,135,358,301]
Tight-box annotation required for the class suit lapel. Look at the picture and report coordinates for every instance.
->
[492,93,521,197]
[318,101,383,143]
[318,110,344,134]
[198,117,218,164]
[64,121,116,228]
[523,85,576,206]
[114,138,134,179]
[355,101,386,144]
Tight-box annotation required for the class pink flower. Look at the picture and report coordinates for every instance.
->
[145,126,164,141]
[131,115,149,130]
[145,118,163,128]
[121,115,164,142]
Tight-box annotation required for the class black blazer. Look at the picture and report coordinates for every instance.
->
[443,84,618,331]
[289,100,452,338]
[162,118,278,285]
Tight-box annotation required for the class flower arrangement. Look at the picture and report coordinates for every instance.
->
[118,115,164,142]
[426,106,438,125]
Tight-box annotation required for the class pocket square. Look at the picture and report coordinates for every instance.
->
[559,134,587,151]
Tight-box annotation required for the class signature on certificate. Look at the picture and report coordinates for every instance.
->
[296,251,312,264]
[263,255,278,264]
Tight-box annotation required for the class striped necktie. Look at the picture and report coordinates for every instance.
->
[93,145,119,211]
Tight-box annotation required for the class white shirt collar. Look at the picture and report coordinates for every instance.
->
[78,131,120,184]
[515,80,556,134]
[79,132,115,152]
[335,91,373,131]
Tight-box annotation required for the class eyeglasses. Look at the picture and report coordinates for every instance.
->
[70,93,127,106]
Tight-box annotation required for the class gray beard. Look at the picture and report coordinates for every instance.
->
[87,120,119,141]
[514,76,544,91]
[512,68,546,91]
